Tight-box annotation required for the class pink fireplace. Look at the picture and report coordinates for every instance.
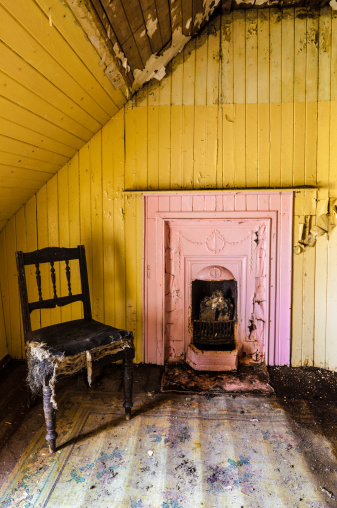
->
[143,192,293,369]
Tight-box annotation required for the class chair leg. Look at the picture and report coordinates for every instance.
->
[42,380,58,453]
[123,350,134,421]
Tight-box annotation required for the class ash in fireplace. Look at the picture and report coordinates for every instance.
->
[199,290,234,322]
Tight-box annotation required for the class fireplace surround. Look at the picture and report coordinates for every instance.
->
[143,192,293,369]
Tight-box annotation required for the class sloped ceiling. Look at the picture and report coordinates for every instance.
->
[0,0,129,232]
[0,0,331,233]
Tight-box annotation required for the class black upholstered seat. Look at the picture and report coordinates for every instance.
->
[26,319,133,357]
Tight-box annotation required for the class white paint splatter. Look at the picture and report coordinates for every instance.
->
[186,18,192,29]
[194,12,204,30]
[203,0,220,12]
[99,52,106,66]
[146,14,158,38]
[140,29,146,37]
[132,28,190,92]
[153,67,166,80]
[195,0,221,30]
[330,0,337,10]
[113,42,130,72]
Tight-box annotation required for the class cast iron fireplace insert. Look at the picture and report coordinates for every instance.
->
[191,279,237,350]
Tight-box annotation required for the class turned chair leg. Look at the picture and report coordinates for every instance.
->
[123,350,134,421]
[43,380,58,453]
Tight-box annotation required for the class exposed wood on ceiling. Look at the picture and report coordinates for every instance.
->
[67,0,222,93]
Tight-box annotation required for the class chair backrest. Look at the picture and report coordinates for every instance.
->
[16,245,92,339]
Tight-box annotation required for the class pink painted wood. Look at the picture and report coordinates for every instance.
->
[143,192,293,366]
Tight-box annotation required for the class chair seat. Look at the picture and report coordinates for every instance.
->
[27,319,133,357]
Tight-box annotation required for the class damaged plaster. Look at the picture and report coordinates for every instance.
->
[113,42,130,72]
[131,0,221,92]
[146,14,159,38]
[64,0,131,98]
[132,27,190,92]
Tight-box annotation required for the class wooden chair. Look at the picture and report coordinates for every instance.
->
[16,245,134,453]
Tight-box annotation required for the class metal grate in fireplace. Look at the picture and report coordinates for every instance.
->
[193,319,235,347]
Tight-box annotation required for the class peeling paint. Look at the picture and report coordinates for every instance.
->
[194,13,204,30]
[223,23,232,43]
[153,67,166,80]
[140,29,146,38]
[247,22,257,39]
[146,14,158,38]
[203,0,220,16]
[196,0,221,30]
[132,28,191,92]
[63,0,131,98]
[113,43,130,72]
[132,0,221,92]
[330,0,337,9]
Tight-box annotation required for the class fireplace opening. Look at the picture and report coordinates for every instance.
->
[191,279,237,351]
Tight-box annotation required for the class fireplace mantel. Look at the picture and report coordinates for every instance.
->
[143,192,293,367]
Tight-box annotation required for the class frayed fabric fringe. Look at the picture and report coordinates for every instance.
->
[26,339,133,409]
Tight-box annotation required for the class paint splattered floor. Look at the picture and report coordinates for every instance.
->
[0,362,336,507]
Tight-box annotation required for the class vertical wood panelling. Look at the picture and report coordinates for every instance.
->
[58,164,71,324]
[281,9,295,186]
[182,39,195,189]
[15,207,26,357]
[47,177,61,326]
[67,155,82,321]
[0,283,8,361]
[1,8,337,370]
[25,196,40,330]
[246,10,258,188]
[257,10,270,187]
[269,10,282,187]
[233,11,246,187]
[194,31,207,189]
[305,15,319,186]
[171,52,184,189]
[0,229,11,357]
[6,218,21,357]
[221,12,235,187]
[102,121,116,328]
[293,10,306,187]
[325,10,337,370]
[147,80,160,190]
[301,191,316,366]
[158,74,171,189]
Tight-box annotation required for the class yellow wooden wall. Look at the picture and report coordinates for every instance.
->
[0,7,337,369]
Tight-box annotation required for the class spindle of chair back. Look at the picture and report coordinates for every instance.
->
[16,245,92,339]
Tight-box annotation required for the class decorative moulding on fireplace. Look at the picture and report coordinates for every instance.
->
[143,192,293,367]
